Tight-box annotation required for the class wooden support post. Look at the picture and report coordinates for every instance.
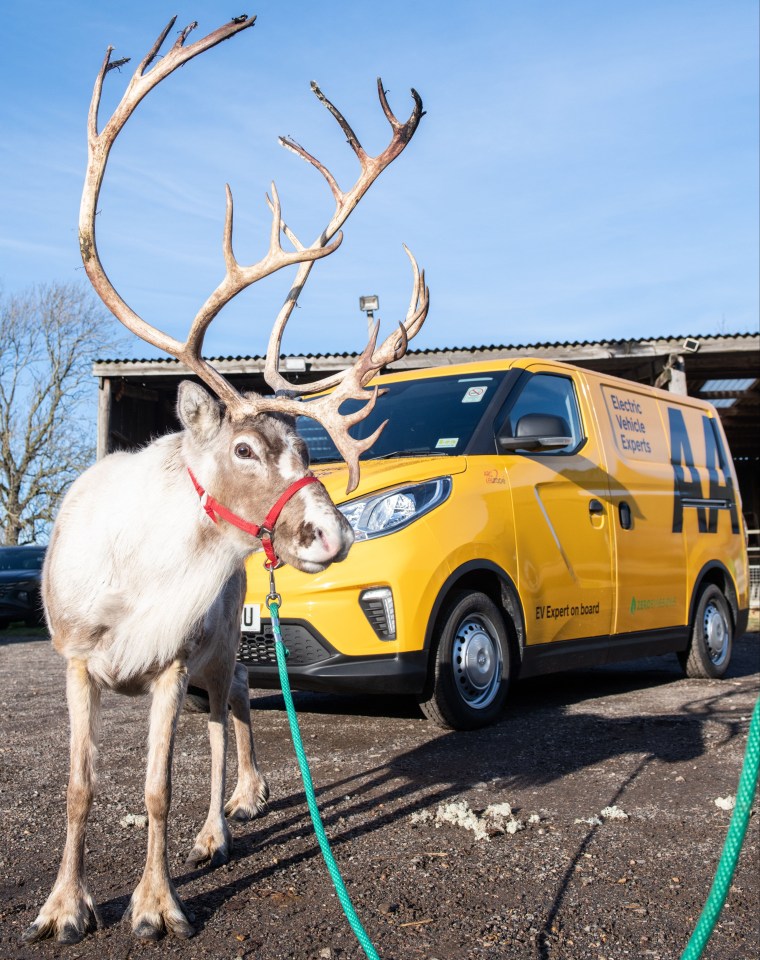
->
[97,377,112,459]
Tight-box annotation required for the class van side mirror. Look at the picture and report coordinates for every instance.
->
[497,413,573,452]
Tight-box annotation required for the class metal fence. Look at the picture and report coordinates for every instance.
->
[749,529,759,611]
[750,564,760,611]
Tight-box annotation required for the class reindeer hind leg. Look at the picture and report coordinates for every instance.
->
[225,662,269,821]
[186,667,233,868]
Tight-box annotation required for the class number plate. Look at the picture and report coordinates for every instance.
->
[241,603,261,633]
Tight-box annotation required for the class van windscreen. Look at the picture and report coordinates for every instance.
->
[297,373,505,463]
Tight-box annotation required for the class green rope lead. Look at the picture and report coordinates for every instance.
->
[681,694,760,960]
[269,599,381,960]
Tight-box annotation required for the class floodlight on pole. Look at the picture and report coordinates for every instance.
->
[359,295,379,338]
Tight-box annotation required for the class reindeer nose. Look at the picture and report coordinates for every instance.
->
[315,528,339,558]
[315,523,354,563]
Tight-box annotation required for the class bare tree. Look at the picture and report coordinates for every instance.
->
[0,282,124,544]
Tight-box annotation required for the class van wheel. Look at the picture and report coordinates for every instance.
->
[679,584,733,679]
[418,591,511,730]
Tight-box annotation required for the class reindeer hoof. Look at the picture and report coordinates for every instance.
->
[127,884,195,941]
[133,920,162,941]
[131,910,194,941]
[22,903,98,944]
[224,778,270,821]
[227,805,257,822]
[209,847,229,869]
[187,819,232,868]
[186,842,230,868]
[21,921,49,944]
[59,922,88,945]
[172,916,195,939]
[22,918,91,945]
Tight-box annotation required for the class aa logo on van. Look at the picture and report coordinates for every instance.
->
[667,409,739,535]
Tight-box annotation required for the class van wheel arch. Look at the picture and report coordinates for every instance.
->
[423,561,526,660]
[688,561,739,635]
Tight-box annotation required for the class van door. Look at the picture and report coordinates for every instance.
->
[497,367,614,645]
[587,378,688,635]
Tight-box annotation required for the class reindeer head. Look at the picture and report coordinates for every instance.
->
[177,381,354,572]
[79,15,428,568]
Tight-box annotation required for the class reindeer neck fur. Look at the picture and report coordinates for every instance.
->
[45,429,264,688]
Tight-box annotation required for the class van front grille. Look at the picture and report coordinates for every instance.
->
[239,622,331,666]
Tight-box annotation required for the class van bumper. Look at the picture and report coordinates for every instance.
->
[239,617,428,696]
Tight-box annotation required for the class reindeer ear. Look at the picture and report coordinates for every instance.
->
[177,381,223,443]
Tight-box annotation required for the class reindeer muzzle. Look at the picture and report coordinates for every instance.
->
[187,468,322,569]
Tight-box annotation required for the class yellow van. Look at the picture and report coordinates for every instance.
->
[240,359,749,729]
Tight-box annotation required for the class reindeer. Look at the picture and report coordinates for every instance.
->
[23,14,427,945]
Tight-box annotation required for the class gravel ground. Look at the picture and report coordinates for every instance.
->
[1,623,758,960]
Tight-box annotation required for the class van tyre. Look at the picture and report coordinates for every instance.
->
[419,590,511,730]
[679,584,733,679]
[183,685,211,714]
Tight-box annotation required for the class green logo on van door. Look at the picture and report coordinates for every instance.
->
[630,596,677,614]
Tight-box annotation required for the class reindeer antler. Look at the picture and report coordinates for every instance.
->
[79,16,428,492]
[262,78,428,398]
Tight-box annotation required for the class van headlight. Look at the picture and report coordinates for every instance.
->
[338,477,452,541]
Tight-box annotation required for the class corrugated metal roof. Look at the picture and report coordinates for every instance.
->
[94,330,759,366]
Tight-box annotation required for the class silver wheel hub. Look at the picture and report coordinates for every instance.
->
[452,616,502,709]
[703,601,729,666]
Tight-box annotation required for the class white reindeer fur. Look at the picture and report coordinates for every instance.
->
[48,433,243,683]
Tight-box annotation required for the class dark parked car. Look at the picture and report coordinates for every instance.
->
[0,546,46,629]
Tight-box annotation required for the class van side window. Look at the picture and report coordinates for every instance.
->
[496,373,584,454]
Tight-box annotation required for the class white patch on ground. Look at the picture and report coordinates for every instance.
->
[409,810,434,826]
[410,800,533,841]
[119,812,148,828]
[575,805,630,826]
[715,795,736,811]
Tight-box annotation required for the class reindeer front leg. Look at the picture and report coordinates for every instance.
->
[23,659,101,944]
[127,660,193,940]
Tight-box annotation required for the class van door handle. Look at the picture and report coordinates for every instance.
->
[588,499,604,516]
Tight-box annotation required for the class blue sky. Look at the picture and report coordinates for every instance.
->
[1,1,758,361]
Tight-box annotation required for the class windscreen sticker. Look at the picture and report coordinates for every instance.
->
[462,385,488,403]
[436,437,458,449]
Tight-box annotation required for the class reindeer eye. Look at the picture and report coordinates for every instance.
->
[235,442,257,461]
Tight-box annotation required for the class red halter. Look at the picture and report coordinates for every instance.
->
[187,468,322,568]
